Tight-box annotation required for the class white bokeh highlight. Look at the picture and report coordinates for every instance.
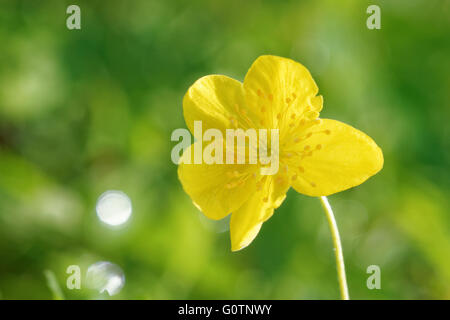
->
[86,261,125,296]
[96,190,132,226]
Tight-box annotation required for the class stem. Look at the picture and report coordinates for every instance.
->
[319,196,349,300]
[44,269,65,300]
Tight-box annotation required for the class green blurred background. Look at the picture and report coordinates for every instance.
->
[0,0,449,299]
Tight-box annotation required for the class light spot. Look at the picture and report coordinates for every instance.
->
[86,261,125,296]
[96,191,132,226]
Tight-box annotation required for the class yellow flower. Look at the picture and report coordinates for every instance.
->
[178,55,383,251]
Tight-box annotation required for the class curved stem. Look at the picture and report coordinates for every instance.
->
[319,196,350,300]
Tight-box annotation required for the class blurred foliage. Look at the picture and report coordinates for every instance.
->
[0,0,449,299]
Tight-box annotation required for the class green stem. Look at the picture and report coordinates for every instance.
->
[44,269,65,300]
[319,196,349,300]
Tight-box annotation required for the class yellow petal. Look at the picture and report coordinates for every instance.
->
[243,55,322,134]
[286,119,383,196]
[230,174,289,251]
[178,142,258,220]
[183,75,260,136]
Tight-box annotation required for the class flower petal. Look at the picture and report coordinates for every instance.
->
[178,142,258,220]
[243,55,322,134]
[230,174,289,251]
[183,75,255,136]
[287,119,383,196]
